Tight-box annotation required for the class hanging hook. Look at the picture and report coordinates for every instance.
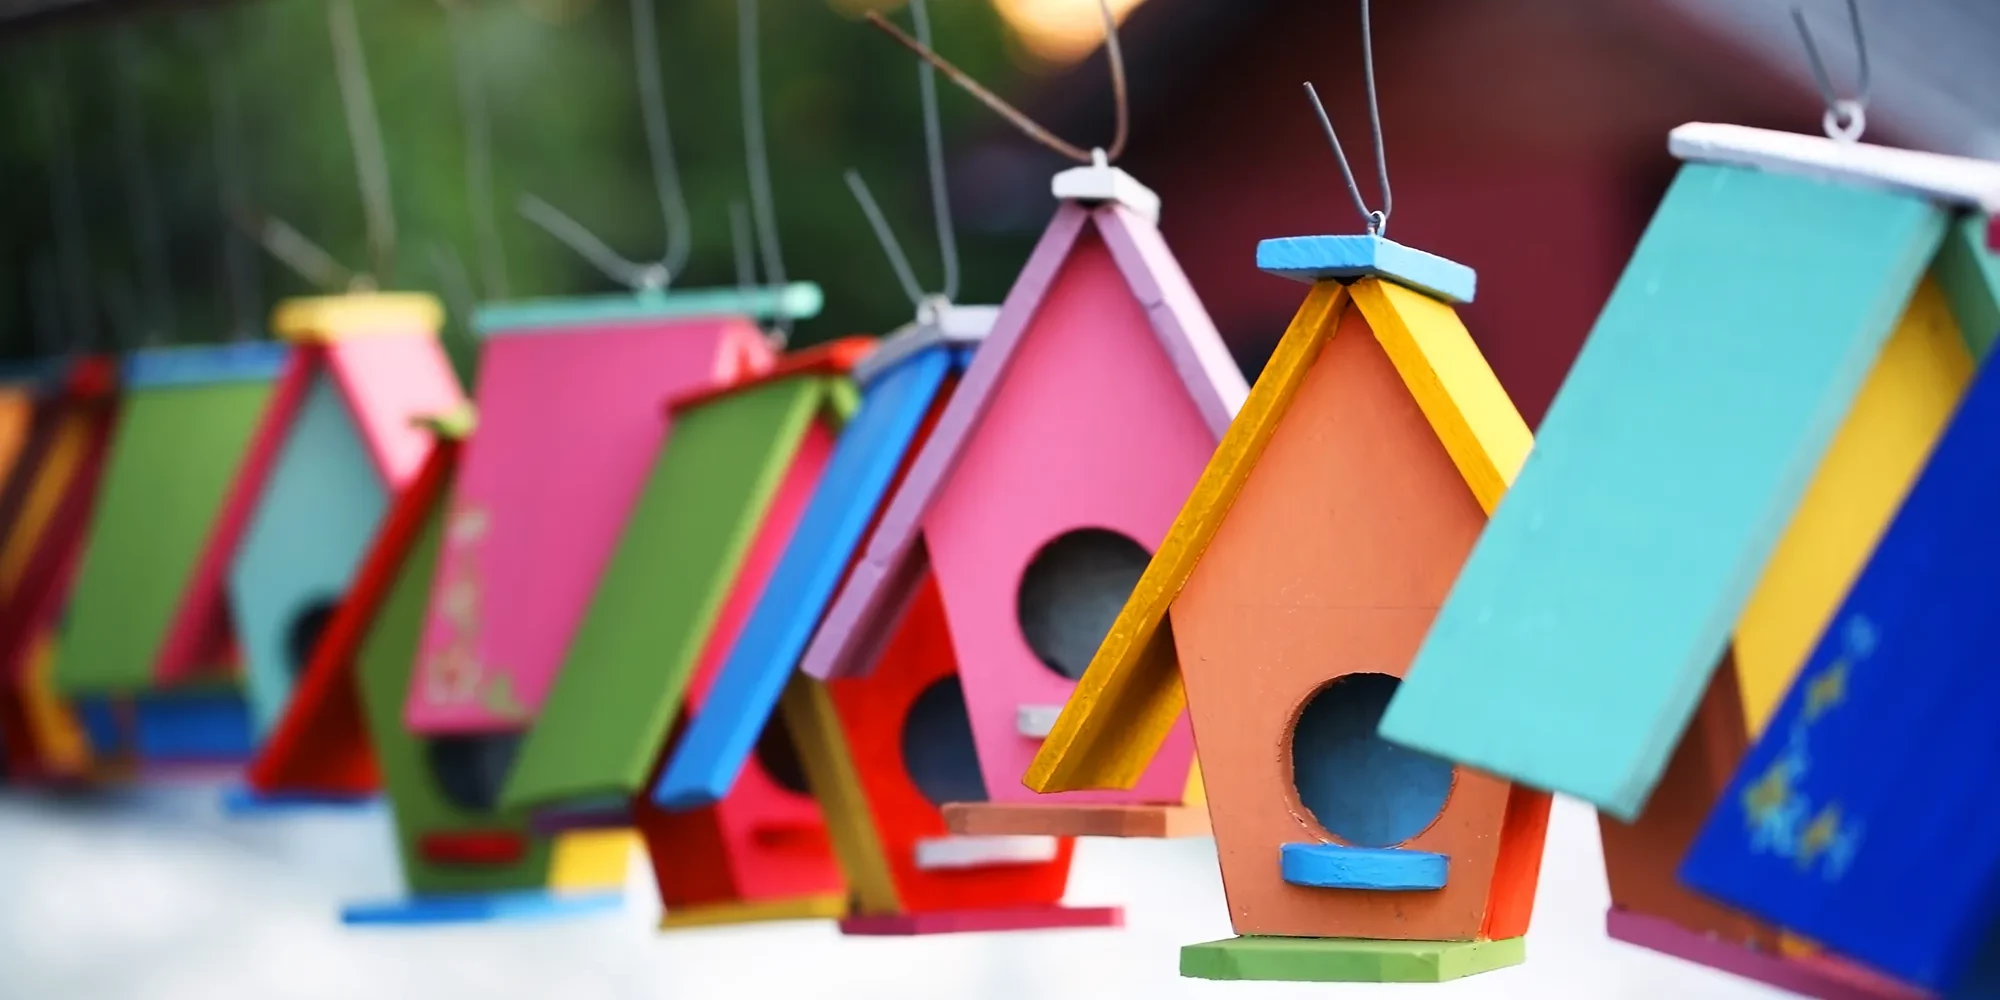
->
[1791,0,1870,144]
[841,0,965,311]
[441,0,510,300]
[518,0,692,294]
[729,200,757,300]
[328,0,399,285]
[1302,0,1391,236]
[865,0,1127,166]
[739,0,792,347]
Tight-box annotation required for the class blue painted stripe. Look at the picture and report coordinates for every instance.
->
[1680,349,2000,993]
[474,283,823,337]
[218,784,382,817]
[1380,164,1949,818]
[340,890,624,926]
[123,341,290,389]
[74,698,125,755]
[1256,234,1477,304]
[652,347,953,809]
[133,692,254,762]
[1280,843,1448,891]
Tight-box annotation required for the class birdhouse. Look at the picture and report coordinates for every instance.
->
[496,339,873,930]
[1380,124,2000,995]
[164,294,463,768]
[799,163,1244,844]
[639,307,1107,935]
[1677,344,2000,997]
[398,287,810,749]
[0,357,117,784]
[326,411,633,925]
[1023,230,1550,982]
[56,341,291,767]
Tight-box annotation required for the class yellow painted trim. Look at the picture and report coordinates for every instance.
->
[1349,278,1534,512]
[1024,282,1350,793]
[0,415,91,599]
[659,893,848,930]
[270,293,445,344]
[23,636,91,777]
[1734,277,1974,733]
[411,403,479,441]
[546,828,635,892]
[779,675,901,914]
[1182,757,1206,809]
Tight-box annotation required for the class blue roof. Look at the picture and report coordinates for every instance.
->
[123,341,290,389]
[1256,234,1476,304]
[650,342,965,809]
[1679,350,2000,994]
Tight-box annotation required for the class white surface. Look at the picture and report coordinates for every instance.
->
[0,783,1799,999]
[1670,122,2000,211]
[1015,703,1063,738]
[1051,151,1162,223]
[913,833,1062,870]
[854,302,998,387]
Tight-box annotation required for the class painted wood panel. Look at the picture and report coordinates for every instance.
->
[923,229,1206,807]
[405,318,768,733]
[228,374,390,736]
[1381,165,1949,819]
[1172,306,1507,941]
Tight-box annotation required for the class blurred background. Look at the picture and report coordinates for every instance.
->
[3,0,1999,997]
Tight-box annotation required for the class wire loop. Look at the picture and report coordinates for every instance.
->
[1792,0,1871,144]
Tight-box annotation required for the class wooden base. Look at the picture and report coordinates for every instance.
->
[659,894,848,930]
[1607,909,1929,999]
[837,904,1123,937]
[341,890,624,927]
[219,784,380,817]
[941,801,1209,838]
[1180,935,1525,983]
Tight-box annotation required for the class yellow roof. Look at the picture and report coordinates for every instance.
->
[270,292,445,345]
[1023,276,1532,794]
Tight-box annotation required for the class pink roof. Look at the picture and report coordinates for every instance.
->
[799,201,1245,681]
[154,334,465,685]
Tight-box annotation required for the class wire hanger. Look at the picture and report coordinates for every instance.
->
[109,28,176,346]
[865,0,1127,167]
[1792,0,1870,144]
[843,0,962,318]
[738,0,794,347]
[1302,0,1392,237]
[442,0,509,300]
[36,64,99,353]
[194,11,263,341]
[518,0,692,294]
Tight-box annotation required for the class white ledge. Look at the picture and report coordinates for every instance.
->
[1669,122,2000,213]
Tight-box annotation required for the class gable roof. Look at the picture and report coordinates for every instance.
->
[497,340,865,811]
[156,296,460,688]
[1025,269,1529,794]
[798,201,1246,682]
[651,336,973,810]
[247,412,471,797]
[1377,132,2000,820]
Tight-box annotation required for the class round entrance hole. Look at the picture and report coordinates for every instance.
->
[1015,528,1151,681]
[284,598,341,680]
[425,732,522,813]
[754,715,811,797]
[1289,673,1455,848]
[899,676,988,808]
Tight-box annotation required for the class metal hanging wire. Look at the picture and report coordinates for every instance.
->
[518,0,693,293]
[109,28,176,345]
[1792,0,1870,143]
[865,0,1126,166]
[1302,0,1392,236]
[328,0,399,286]
[843,0,963,311]
[738,0,793,346]
[730,200,758,300]
[442,0,510,299]
[37,67,99,352]
[29,249,66,357]
[196,13,263,340]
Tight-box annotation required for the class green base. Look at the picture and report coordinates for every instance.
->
[1180,935,1526,983]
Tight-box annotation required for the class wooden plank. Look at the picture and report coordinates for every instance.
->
[270,293,443,343]
[1380,164,1948,819]
[837,905,1120,937]
[1180,936,1525,983]
[54,377,276,694]
[121,341,288,389]
[1606,910,1926,1000]
[474,283,823,336]
[1023,282,1347,793]
[658,894,846,930]
[1733,277,1973,733]
[1280,844,1449,891]
[942,801,1209,838]
[324,331,466,486]
[1670,124,2000,214]
[1350,278,1532,515]
[498,378,825,808]
[1933,214,2000,358]
[1259,235,1477,304]
[653,348,954,810]
[1680,347,2000,993]
[779,673,904,915]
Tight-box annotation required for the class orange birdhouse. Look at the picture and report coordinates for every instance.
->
[1025,234,1551,984]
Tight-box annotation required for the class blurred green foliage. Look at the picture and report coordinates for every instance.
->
[0,0,1043,373]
